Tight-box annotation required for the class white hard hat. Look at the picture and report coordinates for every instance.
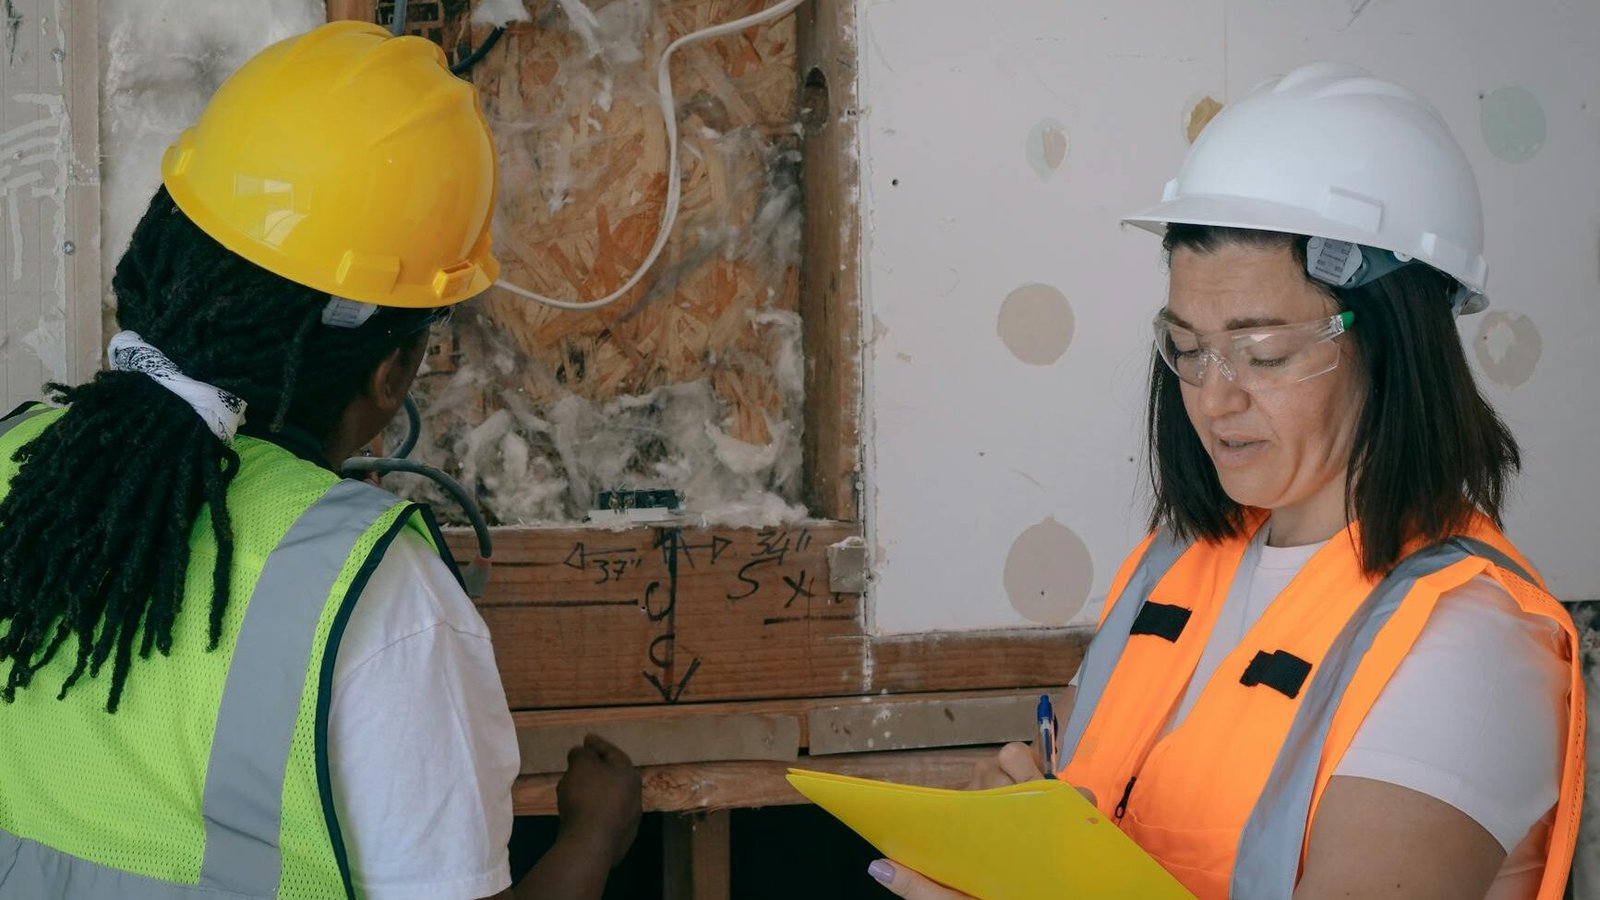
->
[1124,62,1489,314]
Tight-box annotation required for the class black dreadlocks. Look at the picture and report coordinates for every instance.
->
[0,186,438,712]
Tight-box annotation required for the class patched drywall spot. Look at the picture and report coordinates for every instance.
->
[997,283,1074,365]
[1004,518,1094,625]
[1475,311,1542,388]
[1025,118,1069,180]
[1184,95,1223,144]
[1480,87,1547,163]
[22,315,67,383]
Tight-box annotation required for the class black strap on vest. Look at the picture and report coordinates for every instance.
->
[1240,649,1313,698]
[1,401,42,423]
[238,422,339,474]
[1128,601,1192,642]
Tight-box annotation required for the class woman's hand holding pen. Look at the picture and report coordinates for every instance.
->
[969,741,1050,789]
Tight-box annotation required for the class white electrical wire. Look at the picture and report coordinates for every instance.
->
[493,0,807,311]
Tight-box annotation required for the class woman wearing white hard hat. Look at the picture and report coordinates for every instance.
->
[871,63,1582,900]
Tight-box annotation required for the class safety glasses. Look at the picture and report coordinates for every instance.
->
[1152,311,1355,392]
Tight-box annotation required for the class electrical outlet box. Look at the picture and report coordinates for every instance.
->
[586,489,684,524]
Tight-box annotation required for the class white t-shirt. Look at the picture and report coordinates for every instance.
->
[327,530,522,900]
[1081,529,1569,899]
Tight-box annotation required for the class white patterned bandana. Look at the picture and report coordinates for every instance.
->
[108,331,246,442]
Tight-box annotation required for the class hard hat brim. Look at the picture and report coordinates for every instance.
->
[1121,193,1488,313]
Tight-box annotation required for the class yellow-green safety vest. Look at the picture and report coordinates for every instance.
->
[0,404,458,899]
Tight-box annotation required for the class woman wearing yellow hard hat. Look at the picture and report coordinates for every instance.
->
[0,21,637,900]
[872,64,1580,900]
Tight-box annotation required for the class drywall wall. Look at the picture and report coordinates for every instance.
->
[97,0,324,312]
[1,0,100,410]
[857,0,1600,634]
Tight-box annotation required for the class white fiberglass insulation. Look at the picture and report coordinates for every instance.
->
[97,0,807,528]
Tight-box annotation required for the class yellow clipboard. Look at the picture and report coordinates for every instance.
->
[786,769,1194,899]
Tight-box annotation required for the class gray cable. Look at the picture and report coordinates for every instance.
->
[451,26,505,75]
[396,395,421,460]
[340,457,493,562]
[389,0,408,36]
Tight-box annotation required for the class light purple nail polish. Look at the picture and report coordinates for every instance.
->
[868,859,896,884]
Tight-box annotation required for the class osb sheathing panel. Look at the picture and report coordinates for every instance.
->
[392,0,805,525]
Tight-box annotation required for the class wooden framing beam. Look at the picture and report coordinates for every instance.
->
[512,745,996,815]
[519,711,801,773]
[795,0,863,520]
[325,0,376,22]
[807,691,1043,756]
[455,523,863,708]
[663,811,731,900]
[448,527,1087,710]
[513,686,1065,772]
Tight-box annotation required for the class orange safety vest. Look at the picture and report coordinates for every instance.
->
[1060,513,1583,899]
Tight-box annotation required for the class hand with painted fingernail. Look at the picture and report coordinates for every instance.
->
[868,859,974,899]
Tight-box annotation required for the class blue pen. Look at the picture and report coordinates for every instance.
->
[1037,694,1057,779]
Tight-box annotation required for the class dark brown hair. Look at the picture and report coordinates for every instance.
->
[0,187,435,712]
[1146,224,1521,575]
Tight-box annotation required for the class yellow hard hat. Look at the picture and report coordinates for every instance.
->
[161,20,499,308]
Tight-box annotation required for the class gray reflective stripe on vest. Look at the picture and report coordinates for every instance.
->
[1230,540,1534,899]
[0,405,50,442]
[1060,529,1191,762]
[0,828,251,899]
[199,479,405,896]
[1448,536,1538,588]
[0,477,404,899]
